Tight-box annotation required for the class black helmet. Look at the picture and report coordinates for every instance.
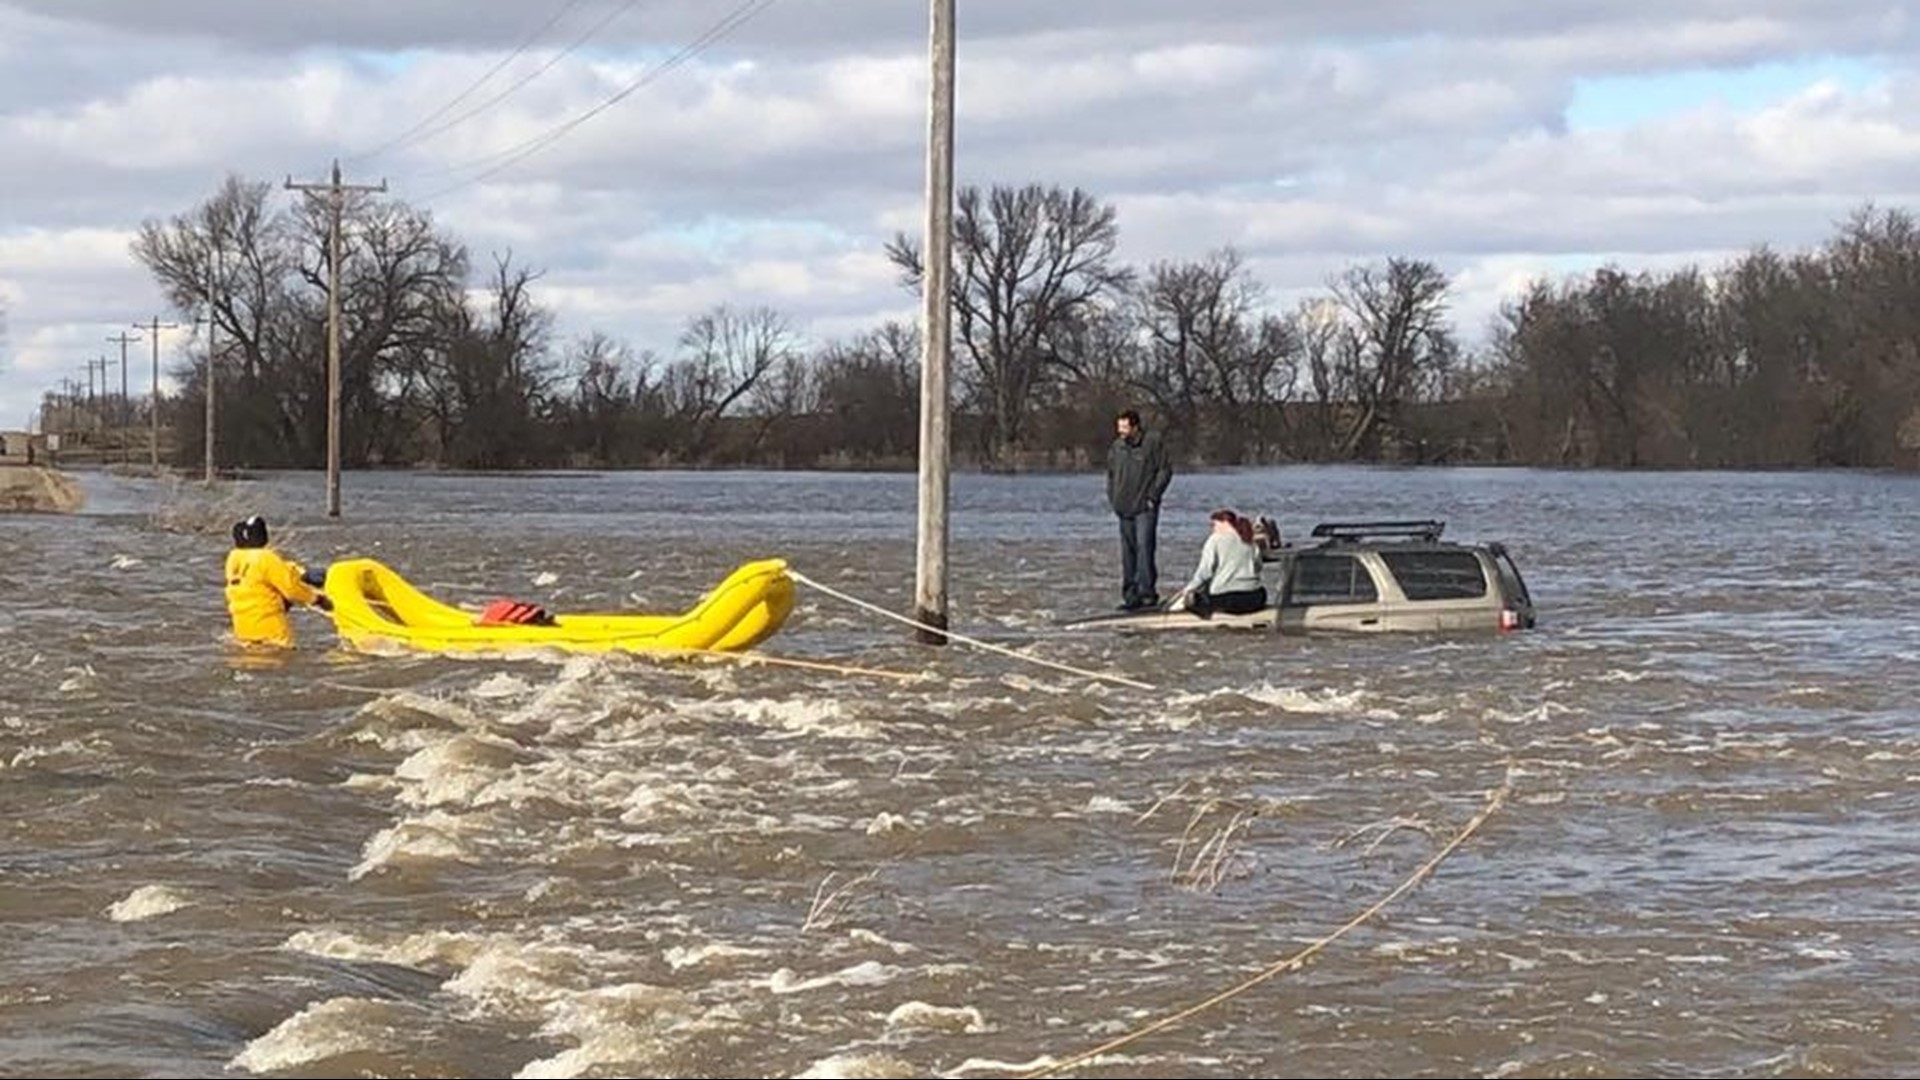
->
[232,515,269,548]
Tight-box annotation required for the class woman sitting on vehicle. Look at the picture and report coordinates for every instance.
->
[1170,509,1269,617]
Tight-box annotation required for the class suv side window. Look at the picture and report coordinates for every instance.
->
[1379,550,1487,601]
[1287,553,1378,605]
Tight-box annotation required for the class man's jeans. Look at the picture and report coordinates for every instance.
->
[1117,508,1160,606]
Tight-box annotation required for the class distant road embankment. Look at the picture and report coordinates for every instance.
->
[0,466,84,512]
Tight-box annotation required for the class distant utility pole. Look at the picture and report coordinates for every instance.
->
[106,332,138,463]
[137,316,179,472]
[914,0,956,646]
[196,312,217,484]
[201,246,222,484]
[286,158,386,518]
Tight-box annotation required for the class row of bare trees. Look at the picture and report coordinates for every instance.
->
[97,175,1920,471]
[1492,206,1920,467]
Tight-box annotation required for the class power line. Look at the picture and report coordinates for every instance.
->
[348,0,595,166]
[415,0,777,204]
[360,0,649,165]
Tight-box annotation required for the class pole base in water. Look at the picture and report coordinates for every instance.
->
[914,606,949,646]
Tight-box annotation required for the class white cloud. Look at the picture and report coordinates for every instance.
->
[4,0,1920,426]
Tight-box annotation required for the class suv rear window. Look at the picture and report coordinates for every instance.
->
[1288,553,1378,604]
[1379,550,1487,601]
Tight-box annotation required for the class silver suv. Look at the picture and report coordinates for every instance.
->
[1268,520,1535,634]
[1070,519,1535,635]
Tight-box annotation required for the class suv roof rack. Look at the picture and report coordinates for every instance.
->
[1309,519,1445,543]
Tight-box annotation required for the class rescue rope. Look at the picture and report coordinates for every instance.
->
[1018,765,1515,1078]
[787,570,1157,692]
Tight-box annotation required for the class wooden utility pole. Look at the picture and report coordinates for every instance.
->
[286,158,386,517]
[914,0,956,645]
[106,331,138,463]
[136,316,179,472]
[197,313,217,484]
[201,246,222,484]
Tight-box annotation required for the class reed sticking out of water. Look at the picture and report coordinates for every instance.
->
[1139,783,1267,893]
[1170,800,1257,892]
[1328,815,1441,855]
[802,869,879,932]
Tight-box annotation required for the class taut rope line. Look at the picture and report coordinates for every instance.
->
[787,570,1157,692]
[1018,765,1515,1078]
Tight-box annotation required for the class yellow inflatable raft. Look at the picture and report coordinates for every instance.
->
[321,557,795,655]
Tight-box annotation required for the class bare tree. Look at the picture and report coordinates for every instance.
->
[133,175,314,465]
[662,304,798,458]
[1811,205,1920,464]
[1327,258,1457,458]
[406,253,556,467]
[889,183,1130,467]
[1133,248,1296,462]
[814,321,920,462]
[293,195,468,464]
[557,332,665,464]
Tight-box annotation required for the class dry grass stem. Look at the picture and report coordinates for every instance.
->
[1134,779,1195,825]
[1169,799,1257,892]
[802,869,878,932]
[1327,815,1441,855]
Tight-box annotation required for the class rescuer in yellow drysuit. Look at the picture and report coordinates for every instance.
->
[224,515,330,647]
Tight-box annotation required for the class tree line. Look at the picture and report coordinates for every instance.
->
[51,175,1920,471]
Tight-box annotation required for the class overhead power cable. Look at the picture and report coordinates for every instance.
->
[357,0,650,165]
[348,0,595,166]
[413,0,777,204]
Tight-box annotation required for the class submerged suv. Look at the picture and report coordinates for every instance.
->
[1267,520,1535,634]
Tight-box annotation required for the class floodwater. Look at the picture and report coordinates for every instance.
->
[3,465,1918,1079]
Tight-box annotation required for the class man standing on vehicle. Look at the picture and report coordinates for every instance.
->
[1107,409,1174,610]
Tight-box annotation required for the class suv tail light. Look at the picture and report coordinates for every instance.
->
[1498,608,1520,632]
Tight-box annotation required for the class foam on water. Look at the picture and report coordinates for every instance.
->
[663,941,771,970]
[512,982,702,1079]
[104,884,192,921]
[230,996,415,1074]
[767,960,907,995]
[885,1000,990,1033]
[441,937,612,1013]
[390,731,540,808]
[792,1051,925,1078]
[349,810,480,880]
[286,926,496,970]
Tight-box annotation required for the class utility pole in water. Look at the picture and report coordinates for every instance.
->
[106,331,139,464]
[195,310,217,484]
[201,238,226,484]
[136,316,179,472]
[286,159,386,517]
[914,0,956,645]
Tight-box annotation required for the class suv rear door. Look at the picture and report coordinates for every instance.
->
[1375,546,1498,631]
[1276,550,1392,633]
[1487,543,1536,629]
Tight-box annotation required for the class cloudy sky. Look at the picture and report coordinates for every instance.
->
[2,0,1917,428]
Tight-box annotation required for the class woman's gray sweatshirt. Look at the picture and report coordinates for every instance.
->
[1186,531,1264,594]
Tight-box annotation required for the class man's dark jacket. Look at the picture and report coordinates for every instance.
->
[1107,430,1172,515]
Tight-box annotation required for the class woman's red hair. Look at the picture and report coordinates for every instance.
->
[1210,508,1254,544]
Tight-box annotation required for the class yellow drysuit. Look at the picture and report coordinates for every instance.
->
[225,547,320,647]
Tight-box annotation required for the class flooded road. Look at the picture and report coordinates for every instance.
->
[3,465,1917,1078]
